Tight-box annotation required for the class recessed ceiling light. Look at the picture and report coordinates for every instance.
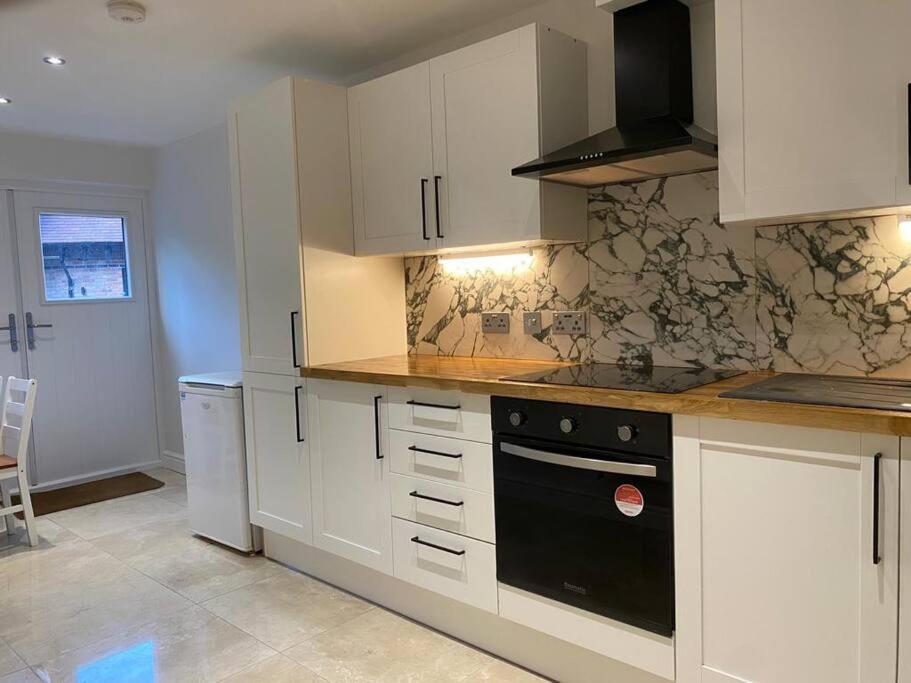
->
[43,56,66,66]
[0,97,11,105]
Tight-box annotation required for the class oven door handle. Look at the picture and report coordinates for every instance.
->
[500,442,657,478]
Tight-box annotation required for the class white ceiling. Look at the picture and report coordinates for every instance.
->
[0,0,550,146]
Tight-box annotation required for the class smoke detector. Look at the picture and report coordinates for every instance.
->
[107,0,146,24]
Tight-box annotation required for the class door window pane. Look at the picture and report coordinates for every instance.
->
[38,213,131,301]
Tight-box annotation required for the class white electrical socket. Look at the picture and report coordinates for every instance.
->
[553,311,586,335]
[481,312,510,334]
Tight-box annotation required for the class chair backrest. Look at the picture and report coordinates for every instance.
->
[0,376,37,467]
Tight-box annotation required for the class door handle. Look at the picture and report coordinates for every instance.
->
[873,452,882,565]
[294,385,305,443]
[420,179,430,240]
[374,395,383,460]
[0,313,18,352]
[433,175,443,239]
[500,441,658,477]
[25,312,52,350]
[290,311,301,368]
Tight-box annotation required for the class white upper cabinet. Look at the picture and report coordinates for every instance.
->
[675,418,899,683]
[896,2,911,207]
[350,24,589,256]
[716,0,904,224]
[349,62,437,255]
[307,379,393,574]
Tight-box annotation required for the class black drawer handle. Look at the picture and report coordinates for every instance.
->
[411,535,465,556]
[873,452,882,565]
[409,491,464,507]
[406,400,461,410]
[408,445,462,460]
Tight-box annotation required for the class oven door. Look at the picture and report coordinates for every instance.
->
[494,435,673,636]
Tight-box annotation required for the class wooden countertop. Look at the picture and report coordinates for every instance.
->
[301,355,911,437]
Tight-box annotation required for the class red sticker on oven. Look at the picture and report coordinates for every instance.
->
[615,484,644,517]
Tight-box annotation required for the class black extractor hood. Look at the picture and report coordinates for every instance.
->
[512,0,717,187]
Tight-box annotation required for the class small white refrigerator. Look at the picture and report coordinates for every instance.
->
[178,372,262,552]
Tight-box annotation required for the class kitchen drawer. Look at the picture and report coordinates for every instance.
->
[387,387,490,443]
[392,517,497,613]
[390,473,495,543]
[389,429,493,493]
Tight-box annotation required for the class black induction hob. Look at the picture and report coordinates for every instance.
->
[502,363,744,394]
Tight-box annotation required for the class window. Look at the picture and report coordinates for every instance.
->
[38,213,131,301]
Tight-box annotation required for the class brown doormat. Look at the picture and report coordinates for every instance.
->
[13,472,165,518]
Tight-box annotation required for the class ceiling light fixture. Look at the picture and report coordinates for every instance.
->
[0,97,11,105]
[43,56,66,66]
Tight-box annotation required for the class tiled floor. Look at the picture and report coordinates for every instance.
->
[0,469,546,682]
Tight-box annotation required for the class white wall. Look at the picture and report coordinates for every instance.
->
[150,122,241,463]
[0,130,155,189]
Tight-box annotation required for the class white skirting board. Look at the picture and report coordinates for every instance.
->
[264,531,668,683]
[159,450,185,474]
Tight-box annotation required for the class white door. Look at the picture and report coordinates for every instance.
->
[12,191,158,487]
[229,78,305,376]
[308,379,392,574]
[349,62,437,255]
[675,418,899,683]
[429,25,541,249]
[242,371,312,543]
[0,192,26,383]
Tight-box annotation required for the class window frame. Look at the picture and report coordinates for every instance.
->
[33,208,135,305]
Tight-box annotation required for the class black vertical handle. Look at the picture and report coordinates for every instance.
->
[420,179,430,240]
[290,311,301,368]
[373,395,383,459]
[433,175,443,239]
[873,452,882,565]
[907,84,910,184]
[294,385,305,443]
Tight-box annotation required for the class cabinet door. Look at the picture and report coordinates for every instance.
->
[896,4,911,206]
[675,418,898,683]
[719,0,900,223]
[242,372,312,544]
[307,379,392,574]
[899,436,911,683]
[349,62,436,255]
[229,77,305,375]
[430,25,541,249]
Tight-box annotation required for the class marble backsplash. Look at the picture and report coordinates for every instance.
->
[404,172,911,377]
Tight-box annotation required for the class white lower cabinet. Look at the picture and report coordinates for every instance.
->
[242,372,312,543]
[392,517,497,613]
[674,417,899,683]
[899,436,911,683]
[307,379,393,574]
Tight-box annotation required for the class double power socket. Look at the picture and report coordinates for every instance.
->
[481,311,586,336]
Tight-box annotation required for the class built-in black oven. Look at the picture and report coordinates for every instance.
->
[492,396,674,637]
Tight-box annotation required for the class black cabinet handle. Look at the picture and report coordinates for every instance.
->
[374,395,383,460]
[406,399,460,411]
[409,491,464,507]
[433,175,443,238]
[407,445,462,460]
[906,84,910,184]
[873,452,882,565]
[294,385,305,443]
[290,311,301,368]
[411,535,465,556]
[420,178,430,240]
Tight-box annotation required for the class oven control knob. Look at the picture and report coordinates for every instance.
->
[559,417,577,434]
[508,411,526,428]
[617,424,637,442]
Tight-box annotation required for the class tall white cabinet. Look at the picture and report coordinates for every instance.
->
[229,76,406,544]
[675,417,899,683]
[349,24,589,256]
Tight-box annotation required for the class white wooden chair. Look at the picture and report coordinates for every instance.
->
[0,377,38,547]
